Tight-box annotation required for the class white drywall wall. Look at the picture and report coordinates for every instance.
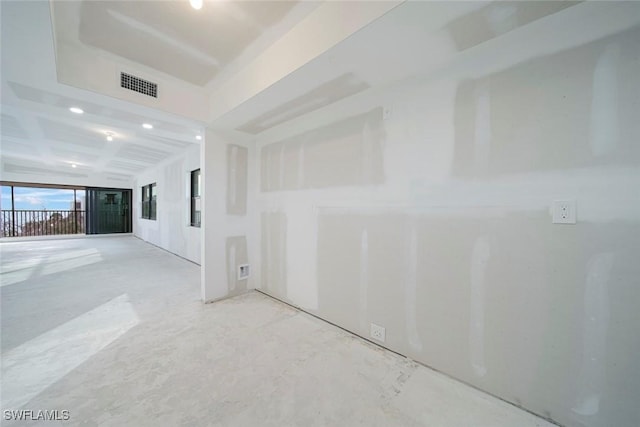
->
[254,21,640,427]
[132,144,201,264]
[200,130,257,302]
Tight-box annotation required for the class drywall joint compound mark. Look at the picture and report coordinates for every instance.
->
[470,236,490,377]
[590,43,620,157]
[278,214,287,297]
[265,146,272,191]
[359,228,369,331]
[229,145,238,206]
[279,143,285,190]
[361,120,374,185]
[298,141,305,189]
[228,241,237,291]
[405,224,423,352]
[572,252,613,417]
[473,81,491,175]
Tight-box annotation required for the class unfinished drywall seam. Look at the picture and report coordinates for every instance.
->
[359,227,369,331]
[228,240,237,292]
[361,119,374,185]
[572,252,613,417]
[473,81,491,175]
[298,141,305,189]
[278,143,285,190]
[405,223,423,352]
[229,145,238,207]
[470,236,490,377]
[589,43,620,157]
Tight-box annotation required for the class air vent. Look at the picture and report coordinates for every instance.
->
[120,72,158,98]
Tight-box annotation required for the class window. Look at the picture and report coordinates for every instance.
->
[190,169,201,227]
[141,183,156,220]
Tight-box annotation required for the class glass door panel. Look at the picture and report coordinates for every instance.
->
[86,188,131,234]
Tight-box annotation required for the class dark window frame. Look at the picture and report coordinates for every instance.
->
[190,169,201,227]
[141,183,157,220]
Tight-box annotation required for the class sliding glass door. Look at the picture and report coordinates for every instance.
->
[86,188,131,234]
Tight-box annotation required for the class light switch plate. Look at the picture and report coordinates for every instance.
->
[552,200,577,224]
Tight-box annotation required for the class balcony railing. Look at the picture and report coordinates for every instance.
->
[1,210,85,237]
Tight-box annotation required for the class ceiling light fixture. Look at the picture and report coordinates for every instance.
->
[69,107,84,114]
[196,135,202,140]
[106,132,114,141]
[142,123,153,129]
[71,164,77,168]
[190,0,203,10]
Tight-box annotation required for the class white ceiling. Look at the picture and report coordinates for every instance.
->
[1,1,209,186]
[57,0,299,86]
[0,0,324,186]
[2,0,639,187]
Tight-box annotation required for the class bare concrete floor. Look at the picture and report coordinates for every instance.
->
[1,236,554,426]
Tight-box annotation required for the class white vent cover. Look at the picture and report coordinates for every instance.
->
[237,264,250,280]
[120,72,158,98]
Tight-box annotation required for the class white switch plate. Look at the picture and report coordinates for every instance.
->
[552,200,577,224]
[370,323,386,342]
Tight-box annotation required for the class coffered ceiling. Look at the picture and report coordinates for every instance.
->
[2,0,638,188]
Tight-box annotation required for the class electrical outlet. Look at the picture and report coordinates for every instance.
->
[552,200,577,224]
[370,323,386,342]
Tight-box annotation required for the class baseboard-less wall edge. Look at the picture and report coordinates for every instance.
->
[254,289,564,427]
[203,289,253,305]
[132,235,201,266]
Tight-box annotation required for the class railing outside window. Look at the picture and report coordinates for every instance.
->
[1,210,86,237]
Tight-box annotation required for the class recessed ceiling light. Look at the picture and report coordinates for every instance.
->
[106,132,114,142]
[71,164,77,168]
[190,0,203,10]
[142,123,153,129]
[69,107,84,114]
[196,135,202,140]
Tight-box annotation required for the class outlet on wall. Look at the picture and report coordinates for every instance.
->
[552,200,577,224]
[370,323,386,342]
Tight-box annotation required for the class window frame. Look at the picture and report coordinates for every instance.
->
[141,183,157,220]
[190,169,201,227]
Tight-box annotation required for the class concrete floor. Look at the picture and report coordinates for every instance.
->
[1,236,555,426]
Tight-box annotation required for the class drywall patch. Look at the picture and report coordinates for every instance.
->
[446,1,580,52]
[284,204,319,310]
[358,228,369,331]
[453,36,612,177]
[470,236,490,377]
[405,224,423,353]
[572,252,613,417]
[589,43,620,157]
[316,213,370,333]
[261,212,287,298]
[237,73,370,134]
[226,144,248,215]
[473,81,492,175]
[260,108,385,192]
[226,236,249,296]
